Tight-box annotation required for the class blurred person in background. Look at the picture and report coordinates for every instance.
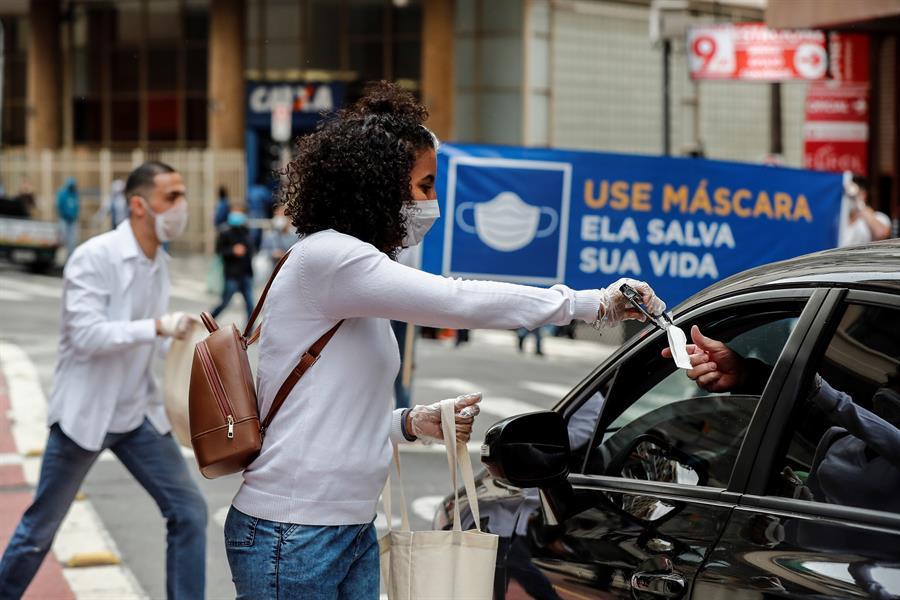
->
[209,204,256,323]
[56,177,80,261]
[260,204,298,271]
[214,185,230,229]
[93,179,128,231]
[246,183,272,249]
[516,326,544,356]
[0,161,206,600]
[840,174,891,247]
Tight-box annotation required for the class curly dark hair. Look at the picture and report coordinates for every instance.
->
[280,81,438,257]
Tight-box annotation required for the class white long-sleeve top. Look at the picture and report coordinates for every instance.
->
[232,230,603,525]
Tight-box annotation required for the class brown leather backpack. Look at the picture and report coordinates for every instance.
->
[188,250,342,479]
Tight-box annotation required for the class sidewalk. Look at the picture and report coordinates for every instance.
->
[0,369,75,600]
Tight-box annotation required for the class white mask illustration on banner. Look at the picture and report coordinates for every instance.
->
[457,192,558,252]
[401,199,440,247]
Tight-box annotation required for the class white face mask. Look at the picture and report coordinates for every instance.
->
[272,215,289,231]
[401,199,440,247]
[141,197,188,243]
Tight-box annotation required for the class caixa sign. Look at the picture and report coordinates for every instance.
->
[245,82,346,130]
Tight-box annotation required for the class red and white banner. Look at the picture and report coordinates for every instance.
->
[688,23,827,81]
[803,34,870,175]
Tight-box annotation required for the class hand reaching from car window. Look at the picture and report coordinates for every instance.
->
[662,325,746,392]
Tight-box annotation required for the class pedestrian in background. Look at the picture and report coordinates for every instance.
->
[214,185,230,229]
[840,174,891,247]
[0,161,207,600]
[260,204,297,271]
[56,177,80,260]
[517,327,544,356]
[93,179,127,231]
[223,81,665,599]
[209,204,255,323]
[246,183,271,249]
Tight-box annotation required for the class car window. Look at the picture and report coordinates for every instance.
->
[768,302,900,514]
[577,302,805,490]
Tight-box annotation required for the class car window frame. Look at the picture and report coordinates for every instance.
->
[740,288,900,531]
[558,288,828,502]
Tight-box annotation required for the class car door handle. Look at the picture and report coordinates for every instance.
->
[630,570,687,598]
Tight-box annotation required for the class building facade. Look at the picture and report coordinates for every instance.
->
[1,0,896,250]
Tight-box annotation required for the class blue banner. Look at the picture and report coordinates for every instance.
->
[422,145,843,307]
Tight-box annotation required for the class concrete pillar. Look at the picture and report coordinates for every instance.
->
[422,0,455,141]
[208,0,245,150]
[26,0,61,150]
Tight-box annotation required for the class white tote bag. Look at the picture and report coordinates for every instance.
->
[379,399,499,600]
[162,320,207,448]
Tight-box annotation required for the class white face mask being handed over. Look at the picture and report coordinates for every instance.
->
[141,197,189,243]
[401,200,440,247]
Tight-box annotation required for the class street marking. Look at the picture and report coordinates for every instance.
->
[521,381,571,399]
[481,396,543,419]
[0,276,61,299]
[0,289,28,301]
[0,342,147,600]
[411,495,444,524]
[419,378,481,395]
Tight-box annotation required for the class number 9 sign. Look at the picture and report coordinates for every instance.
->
[688,28,735,78]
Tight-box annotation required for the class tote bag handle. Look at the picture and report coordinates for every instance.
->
[440,398,483,532]
[382,400,484,533]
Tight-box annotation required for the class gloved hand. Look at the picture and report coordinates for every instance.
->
[156,312,194,340]
[598,278,666,327]
[408,393,482,444]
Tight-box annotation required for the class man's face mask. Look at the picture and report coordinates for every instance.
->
[141,197,188,243]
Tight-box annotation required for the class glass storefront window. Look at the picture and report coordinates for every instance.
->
[147,96,179,142]
[110,99,140,143]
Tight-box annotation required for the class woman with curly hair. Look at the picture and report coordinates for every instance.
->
[224,81,665,599]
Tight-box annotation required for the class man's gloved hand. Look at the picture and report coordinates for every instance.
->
[408,393,482,444]
[156,312,194,340]
[598,278,666,327]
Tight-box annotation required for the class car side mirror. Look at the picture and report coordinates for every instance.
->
[481,411,570,488]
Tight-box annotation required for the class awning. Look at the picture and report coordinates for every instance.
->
[767,0,900,30]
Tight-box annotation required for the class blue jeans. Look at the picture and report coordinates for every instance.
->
[225,507,379,600]
[211,275,255,322]
[0,420,207,600]
[59,219,78,261]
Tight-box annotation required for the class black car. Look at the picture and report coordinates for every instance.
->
[435,240,900,599]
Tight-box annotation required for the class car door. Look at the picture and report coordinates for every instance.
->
[693,289,900,599]
[492,289,826,600]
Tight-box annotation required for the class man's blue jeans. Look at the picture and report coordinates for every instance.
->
[224,506,379,599]
[211,275,255,322]
[0,419,207,600]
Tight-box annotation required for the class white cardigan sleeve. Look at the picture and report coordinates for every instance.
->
[301,234,603,330]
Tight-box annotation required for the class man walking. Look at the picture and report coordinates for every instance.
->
[56,177,80,260]
[0,162,207,600]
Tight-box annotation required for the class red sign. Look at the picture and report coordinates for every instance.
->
[688,23,827,81]
[803,34,870,176]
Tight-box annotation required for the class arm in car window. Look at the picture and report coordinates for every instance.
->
[662,325,900,469]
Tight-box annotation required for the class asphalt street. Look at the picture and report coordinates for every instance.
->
[0,256,615,599]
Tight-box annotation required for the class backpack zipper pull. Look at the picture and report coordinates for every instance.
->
[227,415,235,439]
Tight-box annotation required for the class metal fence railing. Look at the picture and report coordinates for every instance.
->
[0,148,246,255]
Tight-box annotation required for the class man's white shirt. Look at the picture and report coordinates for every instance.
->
[47,220,172,451]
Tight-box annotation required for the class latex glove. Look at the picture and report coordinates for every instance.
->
[598,278,666,327]
[156,312,193,340]
[409,393,482,444]
[661,325,746,392]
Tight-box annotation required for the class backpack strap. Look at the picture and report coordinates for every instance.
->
[242,248,294,341]
[261,319,344,436]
